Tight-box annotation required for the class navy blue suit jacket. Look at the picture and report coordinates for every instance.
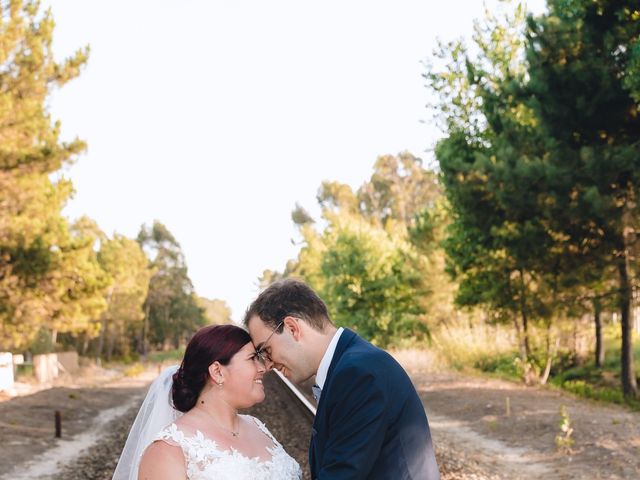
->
[309,329,439,479]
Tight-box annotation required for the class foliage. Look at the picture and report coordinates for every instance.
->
[427,0,640,397]
[317,211,429,347]
[197,297,232,325]
[123,362,145,378]
[0,0,102,350]
[522,0,640,397]
[0,2,239,359]
[427,1,565,381]
[138,221,207,350]
[356,152,441,227]
[268,153,452,347]
[146,348,185,363]
[95,234,151,359]
[474,352,525,379]
[555,405,575,452]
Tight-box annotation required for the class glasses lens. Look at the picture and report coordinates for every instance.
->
[254,348,269,364]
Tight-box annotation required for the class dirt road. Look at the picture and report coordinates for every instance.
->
[1,364,638,479]
[0,368,151,479]
[415,371,640,479]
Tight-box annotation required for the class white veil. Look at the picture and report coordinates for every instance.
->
[112,364,183,480]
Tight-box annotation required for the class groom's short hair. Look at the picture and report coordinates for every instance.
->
[243,278,332,332]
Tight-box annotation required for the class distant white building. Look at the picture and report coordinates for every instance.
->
[0,352,14,391]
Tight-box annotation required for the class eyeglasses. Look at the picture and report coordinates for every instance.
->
[253,320,284,365]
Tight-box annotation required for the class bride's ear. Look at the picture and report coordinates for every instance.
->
[208,362,224,385]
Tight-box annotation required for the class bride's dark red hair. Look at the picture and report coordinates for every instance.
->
[172,324,252,412]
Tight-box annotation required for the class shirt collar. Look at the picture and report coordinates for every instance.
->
[315,327,344,390]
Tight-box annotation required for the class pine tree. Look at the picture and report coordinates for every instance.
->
[0,0,92,350]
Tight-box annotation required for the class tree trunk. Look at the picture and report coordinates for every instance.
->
[540,333,559,385]
[142,303,150,357]
[518,269,531,358]
[106,326,115,362]
[81,332,90,356]
[96,316,108,361]
[512,315,534,383]
[512,316,525,359]
[96,287,114,363]
[594,299,604,368]
[618,254,637,399]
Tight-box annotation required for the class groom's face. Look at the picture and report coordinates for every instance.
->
[247,315,312,384]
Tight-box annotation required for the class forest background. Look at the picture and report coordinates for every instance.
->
[1,0,639,405]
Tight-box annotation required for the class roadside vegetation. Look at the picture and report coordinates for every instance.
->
[432,320,640,410]
[1,0,638,406]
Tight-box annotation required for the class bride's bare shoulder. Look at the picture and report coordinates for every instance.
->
[138,440,186,480]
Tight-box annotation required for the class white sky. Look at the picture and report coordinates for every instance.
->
[46,0,546,321]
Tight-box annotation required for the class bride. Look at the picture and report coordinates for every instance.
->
[112,324,302,480]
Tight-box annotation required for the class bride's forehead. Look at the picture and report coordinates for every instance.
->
[237,342,255,354]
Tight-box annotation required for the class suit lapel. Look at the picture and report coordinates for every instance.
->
[314,328,357,415]
[309,328,358,476]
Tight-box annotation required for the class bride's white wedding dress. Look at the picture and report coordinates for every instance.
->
[112,366,302,480]
[154,415,302,480]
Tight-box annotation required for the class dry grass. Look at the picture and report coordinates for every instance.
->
[429,322,516,370]
[390,347,446,373]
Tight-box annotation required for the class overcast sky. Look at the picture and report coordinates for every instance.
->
[46,0,546,321]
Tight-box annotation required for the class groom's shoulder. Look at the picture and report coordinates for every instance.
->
[338,331,407,376]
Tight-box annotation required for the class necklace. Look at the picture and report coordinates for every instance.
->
[197,406,240,437]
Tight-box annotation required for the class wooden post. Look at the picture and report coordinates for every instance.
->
[505,397,511,417]
[55,410,61,438]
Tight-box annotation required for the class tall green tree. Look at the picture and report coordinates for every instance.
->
[96,234,151,359]
[197,297,232,325]
[357,152,440,228]
[0,0,91,350]
[317,210,429,347]
[427,2,561,381]
[286,153,446,347]
[429,0,640,396]
[524,0,640,397]
[138,221,206,350]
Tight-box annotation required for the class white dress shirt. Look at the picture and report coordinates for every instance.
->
[315,327,344,390]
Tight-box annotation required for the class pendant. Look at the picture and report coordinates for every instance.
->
[232,432,239,437]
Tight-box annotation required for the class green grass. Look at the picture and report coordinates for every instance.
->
[473,353,524,379]
[549,360,640,410]
[469,329,640,410]
[145,348,184,363]
[97,349,184,378]
[123,363,145,377]
[559,379,631,405]
[15,363,33,380]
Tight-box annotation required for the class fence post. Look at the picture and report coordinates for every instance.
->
[55,410,61,438]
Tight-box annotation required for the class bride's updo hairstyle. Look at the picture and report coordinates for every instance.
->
[172,324,252,412]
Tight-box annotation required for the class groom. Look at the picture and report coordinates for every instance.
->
[245,279,439,480]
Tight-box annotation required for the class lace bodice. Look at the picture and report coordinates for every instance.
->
[154,415,302,480]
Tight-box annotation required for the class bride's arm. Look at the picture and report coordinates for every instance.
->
[138,441,187,480]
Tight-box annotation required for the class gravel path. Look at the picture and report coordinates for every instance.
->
[0,381,148,479]
[49,372,496,480]
[53,373,313,480]
[8,360,610,479]
[53,402,142,480]
[414,371,640,479]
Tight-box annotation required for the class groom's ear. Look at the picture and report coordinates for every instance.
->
[283,316,302,341]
